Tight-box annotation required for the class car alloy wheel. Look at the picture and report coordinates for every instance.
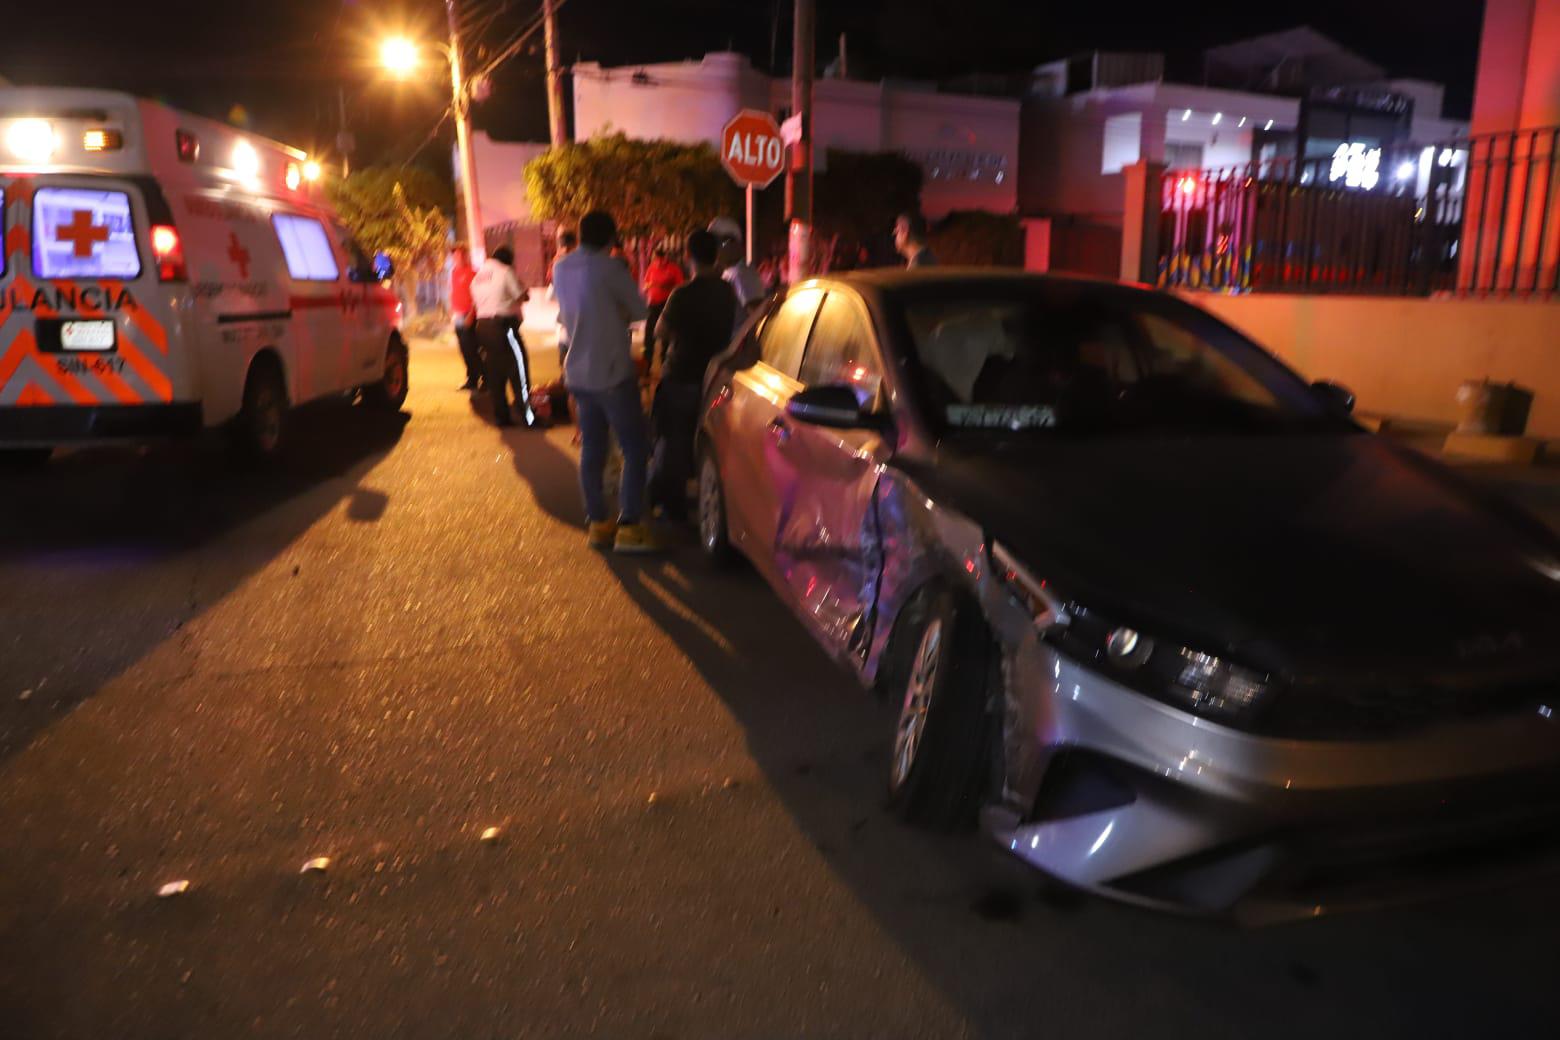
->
[892,616,943,790]
[697,450,734,565]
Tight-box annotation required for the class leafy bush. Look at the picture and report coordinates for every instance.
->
[929,210,1024,267]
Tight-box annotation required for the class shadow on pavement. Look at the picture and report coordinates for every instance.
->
[594,545,1560,1039]
[0,401,410,766]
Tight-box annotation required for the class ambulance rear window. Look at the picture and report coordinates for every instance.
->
[272,213,340,281]
[33,187,141,280]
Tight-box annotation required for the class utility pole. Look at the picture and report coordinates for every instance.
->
[446,0,485,258]
[336,87,353,178]
[786,0,814,284]
[543,0,567,148]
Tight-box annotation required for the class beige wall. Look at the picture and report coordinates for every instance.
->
[1182,294,1560,437]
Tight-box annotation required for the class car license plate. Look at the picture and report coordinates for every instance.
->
[60,320,115,351]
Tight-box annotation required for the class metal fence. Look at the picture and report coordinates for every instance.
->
[1156,127,1560,297]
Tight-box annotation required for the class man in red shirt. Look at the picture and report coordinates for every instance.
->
[640,245,685,365]
[449,244,482,390]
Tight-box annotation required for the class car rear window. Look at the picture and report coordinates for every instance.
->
[272,213,340,281]
[32,187,141,280]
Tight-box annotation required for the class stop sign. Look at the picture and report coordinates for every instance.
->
[720,110,785,189]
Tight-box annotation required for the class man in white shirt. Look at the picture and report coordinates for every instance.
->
[471,246,535,428]
[551,210,657,554]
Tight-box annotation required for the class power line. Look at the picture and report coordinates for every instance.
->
[468,0,564,85]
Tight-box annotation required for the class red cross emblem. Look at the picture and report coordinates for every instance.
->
[56,210,110,258]
[227,232,252,279]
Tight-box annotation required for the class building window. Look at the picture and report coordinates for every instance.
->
[1101,112,1142,174]
[1166,141,1205,171]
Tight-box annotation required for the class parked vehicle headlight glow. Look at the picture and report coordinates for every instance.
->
[992,541,1272,724]
[6,119,57,163]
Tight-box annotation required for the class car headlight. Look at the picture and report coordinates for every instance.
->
[992,542,1272,724]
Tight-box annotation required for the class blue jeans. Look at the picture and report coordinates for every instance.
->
[573,378,648,525]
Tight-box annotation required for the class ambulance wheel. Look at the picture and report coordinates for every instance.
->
[366,335,409,412]
[231,358,288,464]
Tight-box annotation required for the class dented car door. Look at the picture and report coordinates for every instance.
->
[766,290,891,661]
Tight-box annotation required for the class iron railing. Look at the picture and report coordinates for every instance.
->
[1156,127,1560,297]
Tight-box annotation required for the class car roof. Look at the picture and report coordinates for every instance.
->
[798,267,1157,305]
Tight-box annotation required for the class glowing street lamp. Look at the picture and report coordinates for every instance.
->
[376,13,483,261]
[379,37,420,78]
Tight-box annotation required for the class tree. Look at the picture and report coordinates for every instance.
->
[326,166,453,314]
[752,149,924,270]
[813,150,924,265]
[524,133,737,247]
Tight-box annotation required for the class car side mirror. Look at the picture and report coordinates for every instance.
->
[1312,380,1355,414]
[786,384,890,432]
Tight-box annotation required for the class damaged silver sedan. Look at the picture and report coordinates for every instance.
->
[695,269,1560,919]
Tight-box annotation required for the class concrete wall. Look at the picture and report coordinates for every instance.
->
[571,52,1019,219]
[1472,0,1560,133]
[1183,293,1560,437]
[470,134,548,229]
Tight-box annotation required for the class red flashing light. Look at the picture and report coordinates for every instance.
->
[1178,175,1198,196]
[175,129,200,163]
[151,224,187,281]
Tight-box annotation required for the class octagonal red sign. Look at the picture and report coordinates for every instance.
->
[720,109,785,189]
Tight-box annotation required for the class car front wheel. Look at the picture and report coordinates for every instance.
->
[697,447,735,567]
[886,586,993,830]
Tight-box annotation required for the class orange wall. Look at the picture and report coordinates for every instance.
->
[1182,293,1560,438]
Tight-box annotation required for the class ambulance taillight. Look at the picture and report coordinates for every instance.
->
[151,225,187,282]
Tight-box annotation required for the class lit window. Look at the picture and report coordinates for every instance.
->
[1101,112,1142,174]
[271,213,340,281]
[33,187,141,280]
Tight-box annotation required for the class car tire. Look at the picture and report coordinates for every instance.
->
[885,585,993,830]
[230,358,288,464]
[697,447,736,568]
[364,334,409,412]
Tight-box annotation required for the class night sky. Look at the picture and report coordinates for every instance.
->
[2,0,1488,175]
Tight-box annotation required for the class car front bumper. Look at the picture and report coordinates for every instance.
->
[992,644,1560,920]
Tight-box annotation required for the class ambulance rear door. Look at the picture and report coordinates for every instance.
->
[0,173,186,427]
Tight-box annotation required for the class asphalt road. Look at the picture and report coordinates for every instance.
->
[3,339,1560,1040]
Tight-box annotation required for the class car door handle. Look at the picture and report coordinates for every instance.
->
[767,417,791,445]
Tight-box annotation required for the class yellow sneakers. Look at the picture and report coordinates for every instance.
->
[612,522,661,555]
[586,521,617,549]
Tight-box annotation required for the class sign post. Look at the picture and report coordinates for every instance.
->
[720,109,785,263]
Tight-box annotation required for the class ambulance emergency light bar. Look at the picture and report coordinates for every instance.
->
[4,118,124,164]
[1,90,320,197]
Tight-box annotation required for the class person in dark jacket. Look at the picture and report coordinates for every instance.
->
[894,212,938,268]
[647,229,738,523]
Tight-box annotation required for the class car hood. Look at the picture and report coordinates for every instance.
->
[901,433,1560,681]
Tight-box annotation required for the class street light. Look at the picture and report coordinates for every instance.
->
[376,10,483,262]
[379,37,420,79]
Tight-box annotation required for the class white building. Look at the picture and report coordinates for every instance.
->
[571,52,1020,219]
[1019,29,1471,276]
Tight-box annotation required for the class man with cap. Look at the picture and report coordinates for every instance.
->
[708,216,766,319]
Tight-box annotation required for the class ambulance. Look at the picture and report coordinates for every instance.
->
[0,88,407,463]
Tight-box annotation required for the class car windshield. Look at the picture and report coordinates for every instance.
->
[893,282,1344,437]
